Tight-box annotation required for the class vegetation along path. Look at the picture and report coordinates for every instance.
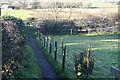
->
[28,35,57,79]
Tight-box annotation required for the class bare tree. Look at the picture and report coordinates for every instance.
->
[32,2,41,9]
[51,2,63,22]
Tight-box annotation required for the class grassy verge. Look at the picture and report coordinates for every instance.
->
[18,26,42,78]
[81,31,120,36]
[18,44,42,78]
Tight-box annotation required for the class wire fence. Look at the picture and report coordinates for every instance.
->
[37,32,116,78]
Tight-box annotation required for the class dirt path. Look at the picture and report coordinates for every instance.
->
[28,35,57,79]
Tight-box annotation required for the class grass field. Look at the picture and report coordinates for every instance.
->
[32,7,118,20]
[1,10,35,20]
[1,5,118,21]
[48,34,119,78]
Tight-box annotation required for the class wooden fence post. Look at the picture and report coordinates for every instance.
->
[62,39,64,54]
[37,29,39,39]
[47,36,49,48]
[62,46,66,71]
[0,8,1,16]
[45,36,47,48]
[54,41,57,60]
[46,36,48,48]
[88,45,92,58]
[80,52,84,65]
[49,43,52,54]
[71,29,73,35]
[41,34,43,42]
[41,35,44,45]
[44,36,46,47]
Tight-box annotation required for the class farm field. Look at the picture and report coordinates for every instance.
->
[47,34,119,78]
[1,7,118,20]
[32,7,118,20]
[1,10,35,20]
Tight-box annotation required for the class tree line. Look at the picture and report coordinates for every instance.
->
[36,13,118,35]
[9,2,93,10]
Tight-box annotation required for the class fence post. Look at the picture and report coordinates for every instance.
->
[71,29,73,35]
[62,39,64,54]
[49,43,52,54]
[88,45,91,58]
[41,35,43,42]
[37,29,39,39]
[62,46,66,71]
[80,52,84,65]
[44,36,46,47]
[54,41,57,60]
[41,35,43,45]
[45,36,47,48]
[0,8,1,16]
[46,35,48,48]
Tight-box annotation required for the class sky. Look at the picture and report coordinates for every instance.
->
[0,0,119,2]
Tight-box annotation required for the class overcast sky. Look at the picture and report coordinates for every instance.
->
[0,0,119,2]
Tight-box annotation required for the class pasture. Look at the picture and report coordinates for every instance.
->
[1,6,118,21]
[48,34,119,78]
[32,7,118,20]
[1,10,35,20]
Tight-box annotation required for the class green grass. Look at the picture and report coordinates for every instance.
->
[48,33,119,78]
[1,10,35,20]
[21,26,119,78]
[21,26,76,78]
[81,31,120,36]
[19,44,42,78]
[35,38,76,78]
[18,26,42,78]
[23,26,76,78]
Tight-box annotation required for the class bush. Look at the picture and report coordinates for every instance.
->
[39,20,75,35]
[74,48,94,78]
